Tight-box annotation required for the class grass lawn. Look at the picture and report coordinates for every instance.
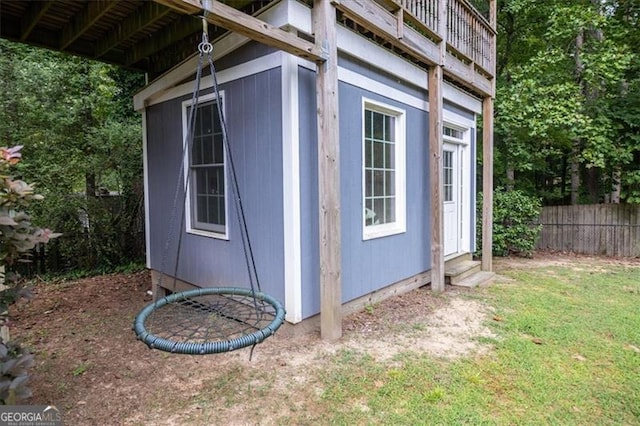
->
[308,260,640,424]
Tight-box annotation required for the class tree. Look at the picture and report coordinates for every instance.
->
[0,39,146,273]
[494,0,639,205]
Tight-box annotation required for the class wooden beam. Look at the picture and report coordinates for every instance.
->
[481,96,494,272]
[20,1,53,41]
[314,0,342,341]
[154,0,326,63]
[95,2,173,58]
[429,0,447,293]
[332,0,440,66]
[60,0,117,50]
[125,15,200,67]
[429,64,445,293]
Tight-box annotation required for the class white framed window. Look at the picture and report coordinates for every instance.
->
[362,98,406,240]
[182,92,228,239]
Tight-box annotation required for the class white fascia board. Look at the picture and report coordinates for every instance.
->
[133,0,297,111]
[443,84,482,115]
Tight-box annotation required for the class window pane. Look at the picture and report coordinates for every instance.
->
[196,169,207,195]
[364,110,372,139]
[215,166,225,195]
[192,137,203,165]
[386,171,395,196]
[201,104,213,135]
[372,111,384,140]
[192,106,200,135]
[365,199,375,226]
[207,196,220,224]
[365,139,373,168]
[202,136,214,164]
[373,198,384,222]
[213,102,222,133]
[373,142,384,168]
[365,170,373,197]
[385,115,394,142]
[384,142,394,169]
[213,134,224,164]
[373,170,384,196]
[385,197,395,223]
[196,195,208,223]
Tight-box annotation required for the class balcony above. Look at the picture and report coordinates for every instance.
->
[1,0,495,96]
[334,0,496,97]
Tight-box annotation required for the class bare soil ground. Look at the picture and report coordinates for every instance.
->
[9,252,638,425]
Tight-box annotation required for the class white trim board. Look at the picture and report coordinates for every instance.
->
[146,52,283,108]
[142,110,151,268]
[281,52,303,323]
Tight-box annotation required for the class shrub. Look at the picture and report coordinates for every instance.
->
[477,188,543,257]
[0,146,58,404]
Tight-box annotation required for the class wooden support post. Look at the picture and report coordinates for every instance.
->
[429,0,447,293]
[313,0,342,341]
[482,0,496,272]
[481,96,494,272]
[429,65,445,293]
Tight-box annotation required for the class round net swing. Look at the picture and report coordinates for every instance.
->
[134,287,285,354]
[133,24,285,355]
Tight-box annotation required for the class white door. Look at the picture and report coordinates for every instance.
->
[443,143,459,256]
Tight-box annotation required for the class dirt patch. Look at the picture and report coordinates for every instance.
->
[494,250,640,271]
[10,270,495,424]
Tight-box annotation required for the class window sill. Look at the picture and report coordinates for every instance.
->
[186,228,229,240]
[363,224,406,241]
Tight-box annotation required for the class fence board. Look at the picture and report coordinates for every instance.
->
[537,204,640,257]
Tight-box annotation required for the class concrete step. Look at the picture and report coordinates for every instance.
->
[452,271,496,288]
[445,260,481,285]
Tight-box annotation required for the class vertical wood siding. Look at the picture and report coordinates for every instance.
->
[298,66,432,316]
[537,204,640,257]
[146,67,285,302]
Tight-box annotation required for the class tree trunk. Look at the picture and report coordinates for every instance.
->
[571,30,584,206]
[570,142,580,205]
[85,173,97,198]
[506,167,515,192]
[610,169,621,203]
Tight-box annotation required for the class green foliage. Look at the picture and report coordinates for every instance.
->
[495,0,640,204]
[0,39,146,274]
[0,146,58,405]
[477,189,542,257]
[0,340,35,405]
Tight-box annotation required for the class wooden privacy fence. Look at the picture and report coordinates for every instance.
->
[536,204,640,257]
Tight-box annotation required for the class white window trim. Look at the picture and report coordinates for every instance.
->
[181,91,229,240]
[362,98,407,240]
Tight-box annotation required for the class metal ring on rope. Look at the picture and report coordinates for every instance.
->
[198,41,213,54]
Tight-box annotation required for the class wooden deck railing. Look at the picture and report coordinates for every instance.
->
[396,0,494,76]
[334,0,496,94]
[447,0,494,74]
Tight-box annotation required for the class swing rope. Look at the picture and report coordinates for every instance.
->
[133,21,285,355]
